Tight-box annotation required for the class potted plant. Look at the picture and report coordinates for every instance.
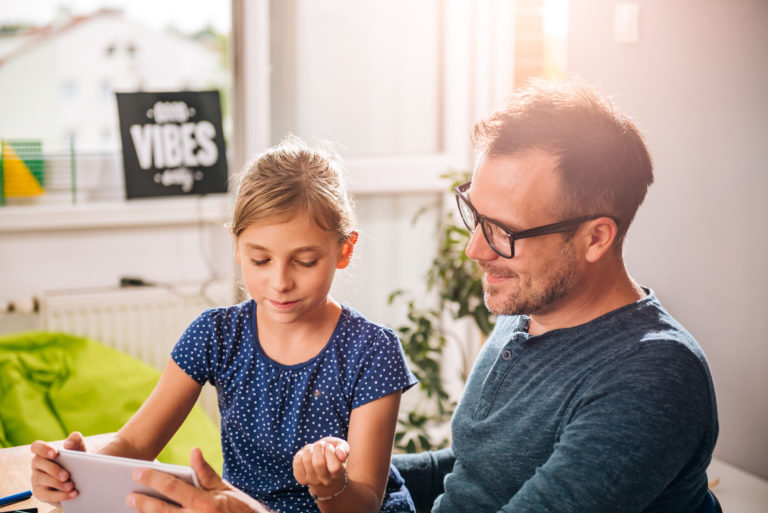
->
[390,172,495,453]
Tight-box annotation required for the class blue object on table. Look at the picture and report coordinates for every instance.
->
[0,490,32,507]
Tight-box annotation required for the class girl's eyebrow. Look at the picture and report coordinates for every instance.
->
[244,242,321,254]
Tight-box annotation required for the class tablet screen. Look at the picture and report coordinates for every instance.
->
[57,449,199,513]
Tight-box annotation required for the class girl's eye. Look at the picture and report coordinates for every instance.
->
[251,258,269,266]
[297,260,318,268]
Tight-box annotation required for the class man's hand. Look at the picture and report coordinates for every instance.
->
[127,448,273,513]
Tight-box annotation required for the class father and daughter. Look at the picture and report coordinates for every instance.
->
[31,136,418,513]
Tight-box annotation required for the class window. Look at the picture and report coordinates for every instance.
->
[232,0,518,194]
[230,0,523,323]
[100,80,112,101]
[269,0,442,157]
[61,81,78,101]
[0,2,232,203]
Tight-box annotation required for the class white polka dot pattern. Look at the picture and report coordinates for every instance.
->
[170,301,418,512]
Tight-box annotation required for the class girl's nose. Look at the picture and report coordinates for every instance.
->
[271,264,294,292]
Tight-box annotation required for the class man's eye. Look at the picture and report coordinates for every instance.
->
[297,260,318,268]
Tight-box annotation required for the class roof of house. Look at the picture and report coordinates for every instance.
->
[0,9,124,67]
[0,9,222,68]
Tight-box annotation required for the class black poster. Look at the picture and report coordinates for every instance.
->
[116,91,228,199]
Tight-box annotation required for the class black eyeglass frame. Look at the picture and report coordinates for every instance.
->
[454,182,615,259]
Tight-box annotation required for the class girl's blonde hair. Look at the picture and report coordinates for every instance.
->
[231,136,356,242]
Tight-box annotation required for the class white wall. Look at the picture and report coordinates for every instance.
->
[331,192,441,326]
[567,0,768,478]
[0,196,235,308]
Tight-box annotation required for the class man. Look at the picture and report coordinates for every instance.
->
[393,78,719,512]
[130,78,718,512]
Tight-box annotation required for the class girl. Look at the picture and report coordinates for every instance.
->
[31,136,418,513]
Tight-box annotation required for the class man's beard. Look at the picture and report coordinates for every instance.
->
[480,243,578,316]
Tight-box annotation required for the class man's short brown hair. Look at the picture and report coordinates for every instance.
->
[472,77,654,247]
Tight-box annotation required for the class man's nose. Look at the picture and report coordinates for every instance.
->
[465,227,499,262]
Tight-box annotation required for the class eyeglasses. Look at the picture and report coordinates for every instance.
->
[454,182,609,259]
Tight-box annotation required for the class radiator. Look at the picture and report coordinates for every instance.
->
[38,281,236,424]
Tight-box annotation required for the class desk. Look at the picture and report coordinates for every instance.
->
[0,434,114,513]
[3,443,768,512]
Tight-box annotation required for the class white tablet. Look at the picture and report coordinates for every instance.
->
[56,449,200,513]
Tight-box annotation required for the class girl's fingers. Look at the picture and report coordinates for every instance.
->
[30,469,78,505]
[311,442,332,483]
[292,439,348,488]
[333,440,350,462]
[30,440,57,459]
[30,448,77,504]
[63,431,86,451]
[34,487,76,505]
[293,445,320,483]
[324,443,344,474]
[31,469,74,492]
[31,455,68,482]
[292,449,308,484]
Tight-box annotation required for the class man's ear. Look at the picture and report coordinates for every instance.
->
[337,231,359,269]
[583,217,617,263]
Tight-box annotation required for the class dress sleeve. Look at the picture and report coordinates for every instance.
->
[350,327,418,409]
[500,342,716,513]
[170,309,219,386]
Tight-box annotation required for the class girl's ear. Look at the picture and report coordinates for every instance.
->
[231,228,241,265]
[336,231,359,269]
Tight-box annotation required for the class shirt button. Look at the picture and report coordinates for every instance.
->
[501,349,512,360]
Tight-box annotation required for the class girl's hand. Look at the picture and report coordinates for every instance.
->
[292,437,350,498]
[29,431,87,505]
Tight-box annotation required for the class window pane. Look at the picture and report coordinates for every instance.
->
[0,2,231,202]
[270,0,441,157]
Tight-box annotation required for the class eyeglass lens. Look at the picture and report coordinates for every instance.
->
[456,192,513,257]
[456,194,476,230]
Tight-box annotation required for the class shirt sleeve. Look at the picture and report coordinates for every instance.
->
[350,327,418,409]
[500,342,716,513]
[392,449,456,512]
[170,309,219,386]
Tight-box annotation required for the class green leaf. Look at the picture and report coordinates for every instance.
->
[389,170,494,453]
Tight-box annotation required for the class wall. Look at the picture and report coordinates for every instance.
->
[0,192,440,337]
[0,196,235,311]
[567,0,768,478]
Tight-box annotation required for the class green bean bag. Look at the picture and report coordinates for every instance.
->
[0,331,222,472]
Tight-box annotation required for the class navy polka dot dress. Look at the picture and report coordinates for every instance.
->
[171,300,418,512]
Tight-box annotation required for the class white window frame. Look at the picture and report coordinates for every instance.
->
[230,0,517,194]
